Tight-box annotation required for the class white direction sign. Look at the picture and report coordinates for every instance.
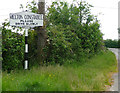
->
[9,11,43,27]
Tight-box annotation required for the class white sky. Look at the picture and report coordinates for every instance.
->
[0,0,119,40]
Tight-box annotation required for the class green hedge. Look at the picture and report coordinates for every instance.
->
[104,39,120,48]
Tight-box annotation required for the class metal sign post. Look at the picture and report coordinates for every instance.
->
[9,11,43,70]
[25,27,29,69]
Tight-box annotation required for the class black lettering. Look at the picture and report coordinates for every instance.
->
[10,14,23,19]
[10,14,15,19]
[24,15,43,20]
[25,20,33,22]
[17,15,23,19]
[20,20,24,22]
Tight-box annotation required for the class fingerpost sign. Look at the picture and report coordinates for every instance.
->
[9,11,43,70]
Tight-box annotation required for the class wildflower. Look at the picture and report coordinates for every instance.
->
[49,74,51,77]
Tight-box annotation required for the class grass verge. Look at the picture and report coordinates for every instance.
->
[2,50,117,91]
[0,71,2,92]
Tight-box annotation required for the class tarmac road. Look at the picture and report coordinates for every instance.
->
[108,48,119,92]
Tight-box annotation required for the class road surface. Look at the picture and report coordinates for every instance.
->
[108,48,119,92]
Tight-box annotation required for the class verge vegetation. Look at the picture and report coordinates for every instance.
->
[1,0,118,91]
[2,50,117,91]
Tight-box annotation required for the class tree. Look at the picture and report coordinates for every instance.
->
[20,0,104,63]
[45,1,104,63]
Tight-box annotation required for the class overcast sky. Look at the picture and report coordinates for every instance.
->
[0,0,119,40]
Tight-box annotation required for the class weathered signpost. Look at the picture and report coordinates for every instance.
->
[9,11,43,69]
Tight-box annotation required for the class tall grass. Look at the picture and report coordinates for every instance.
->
[2,50,117,91]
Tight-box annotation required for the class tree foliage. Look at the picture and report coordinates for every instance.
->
[44,1,104,63]
[104,39,120,48]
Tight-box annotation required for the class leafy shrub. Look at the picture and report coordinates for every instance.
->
[44,1,104,63]
[2,22,25,71]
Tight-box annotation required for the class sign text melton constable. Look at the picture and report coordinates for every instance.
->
[10,14,43,20]
[9,12,43,27]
